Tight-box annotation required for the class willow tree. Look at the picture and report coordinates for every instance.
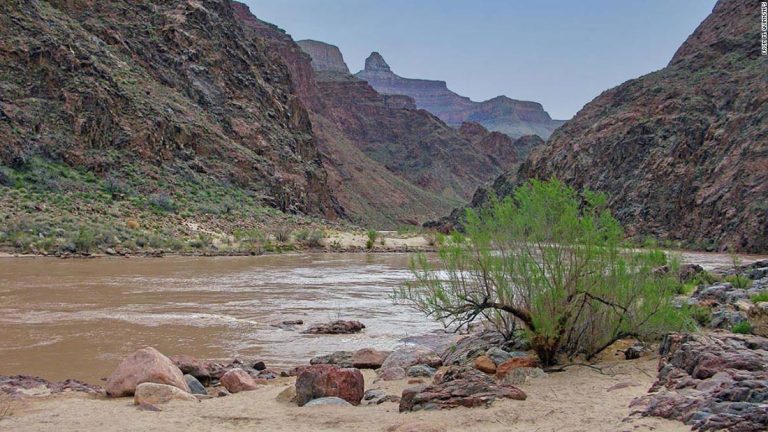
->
[395,179,691,365]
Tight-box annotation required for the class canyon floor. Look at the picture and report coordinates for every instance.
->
[2,359,687,432]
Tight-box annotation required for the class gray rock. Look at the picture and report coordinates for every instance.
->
[708,308,747,329]
[485,347,512,366]
[407,365,436,378]
[184,374,206,395]
[304,396,353,407]
[381,346,441,370]
[498,367,546,386]
[377,367,406,381]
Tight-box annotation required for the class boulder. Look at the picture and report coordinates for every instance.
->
[441,330,505,366]
[169,355,211,384]
[133,383,197,405]
[748,302,768,336]
[406,365,436,378]
[310,351,353,368]
[302,320,365,334]
[399,366,526,412]
[105,347,189,397]
[295,365,364,406]
[381,346,442,371]
[498,367,546,385]
[220,368,260,393]
[708,307,748,329]
[495,356,539,380]
[303,396,353,407]
[183,374,206,395]
[276,386,297,404]
[377,367,407,381]
[633,332,768,431]
[485,347,512,366]
[351,348,391,369]
[474,355,496,374]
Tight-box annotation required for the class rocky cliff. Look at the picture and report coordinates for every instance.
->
[296,40,350,74]
[0,0,341,219]
[355,52,564,139]
[461,0,768,252]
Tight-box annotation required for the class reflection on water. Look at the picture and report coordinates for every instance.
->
[0,254,441,383]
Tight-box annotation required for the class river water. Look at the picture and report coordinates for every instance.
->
[0,253,444,384]
[0,250,764,384]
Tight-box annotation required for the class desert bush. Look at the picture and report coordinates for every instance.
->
[126,219,140,230]
[103,175,131,199]
[293,229,310,242]
[366,229,378,249]
[148,192,176,213]
[273,227,291,243]
[688,305,712,327]
[73,227,96,253]
[395,179,692,365]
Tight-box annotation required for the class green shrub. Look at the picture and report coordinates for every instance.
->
[395,179,692,366]
[751,293,768,303]
[307,230,324,248]
[731,321,752,334]
[366,229,378,250]
[294,229,310,242]
[688,305,712,327]
[73,227,96,253]
[273,227,291,243]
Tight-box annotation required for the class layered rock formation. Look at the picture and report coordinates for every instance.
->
[454,0,768,252]
[296,39,350,74]
[0,0,342,218]
[356,52,564,139]
[458,122,544,166]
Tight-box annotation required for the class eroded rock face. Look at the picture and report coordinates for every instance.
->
[399,366,526,412]
[105,347,189,397]
[296,40,350,73]
[1,0,342,220]
[295,365,364,406]
[468,0,767,252]
[355,53,563,139]
[633,332,768,431]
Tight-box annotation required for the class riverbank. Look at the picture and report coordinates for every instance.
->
[1,358,687,432]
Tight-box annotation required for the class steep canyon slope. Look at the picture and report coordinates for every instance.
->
[0,0,342,228]
[463,0,767,252]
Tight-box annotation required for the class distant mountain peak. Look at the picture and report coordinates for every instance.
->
[364,52,391,72]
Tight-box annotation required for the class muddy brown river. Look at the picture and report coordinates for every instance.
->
[0,250,764,384]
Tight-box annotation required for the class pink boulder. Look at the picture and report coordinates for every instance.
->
[220,368,260,393]
[105,347,189,397]
[295,365,364,406]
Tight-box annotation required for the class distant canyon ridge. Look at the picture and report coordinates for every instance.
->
[298,41,565,140]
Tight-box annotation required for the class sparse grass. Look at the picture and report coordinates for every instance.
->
[688,305,712,327]
[724,274,752,289]
[751,293,768,303]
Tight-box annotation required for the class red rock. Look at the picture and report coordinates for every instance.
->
[474,355,496,374]
[105,347,189,397]
[295,365,364,406]
[220,368,259,393]
[351,348,390,369]
[399,366,526,412]
[169,354,211,383]
[495,356,539,380]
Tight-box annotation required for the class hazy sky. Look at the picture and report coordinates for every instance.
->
[244,0,717,119]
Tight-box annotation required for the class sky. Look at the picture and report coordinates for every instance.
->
[243,0,717,119]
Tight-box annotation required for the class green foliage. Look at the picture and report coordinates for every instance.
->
[751,293,768,303]
[731,321,752,334]
[73,227,96,253]
[366,229,378,249]
[724,274,752,289]
[688,305,712,327]
[307,230,324,248]
[395,179,692,365]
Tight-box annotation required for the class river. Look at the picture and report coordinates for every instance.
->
[0,250,764,384]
